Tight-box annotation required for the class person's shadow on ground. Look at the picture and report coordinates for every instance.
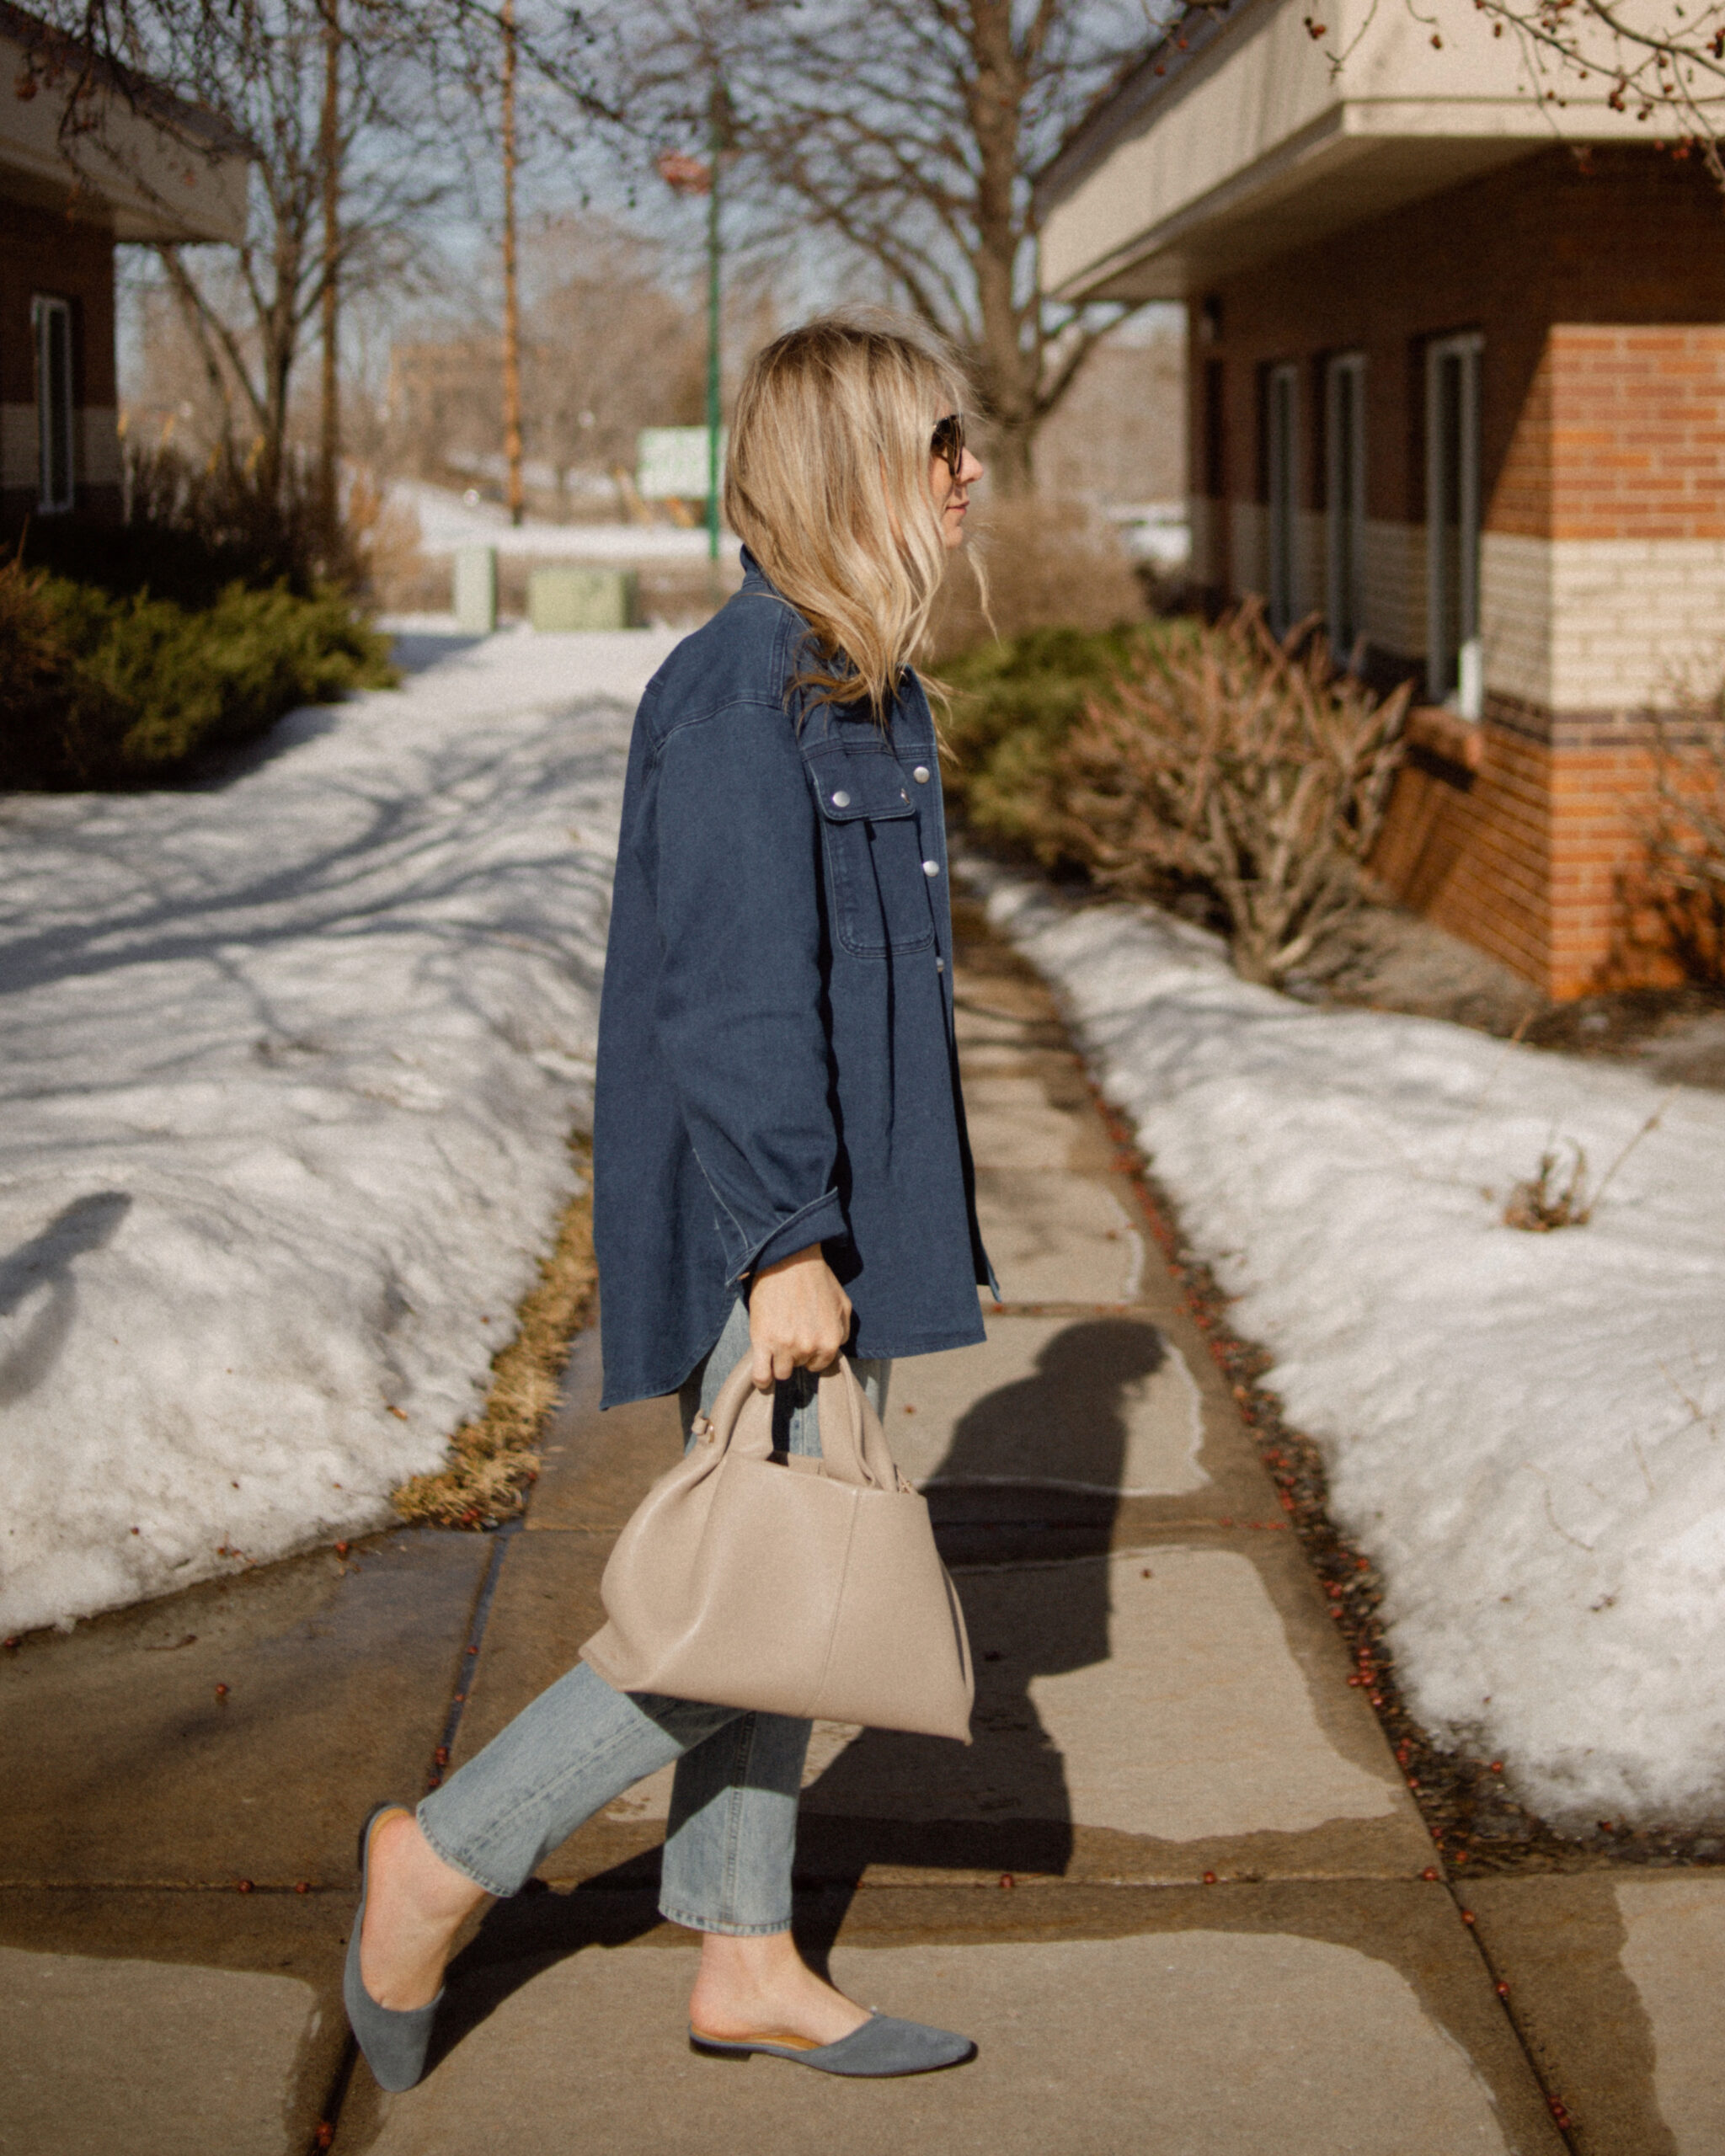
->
[793,1316,1160,1886]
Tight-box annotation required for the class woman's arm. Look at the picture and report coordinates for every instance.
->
[645,699,850,1306]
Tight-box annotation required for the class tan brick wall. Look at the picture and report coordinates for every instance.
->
[81,405,120,490]
[1482,531,1725,712]
[1360,518,1424,664]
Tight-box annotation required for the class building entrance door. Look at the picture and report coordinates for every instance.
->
[1426,334,1482,718]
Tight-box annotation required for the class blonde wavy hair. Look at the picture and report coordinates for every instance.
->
[724,311,972,714]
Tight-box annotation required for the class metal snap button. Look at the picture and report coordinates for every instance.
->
[913,766,931,783]
[922,859,940,878]
[936,957,945,972]
[830,789,851,808]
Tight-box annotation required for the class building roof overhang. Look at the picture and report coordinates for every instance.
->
[0,3,248,244]
[1038,0,1710,303]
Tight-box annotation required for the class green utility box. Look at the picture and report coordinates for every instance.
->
[527,566,638,632]
[451,544,498,633]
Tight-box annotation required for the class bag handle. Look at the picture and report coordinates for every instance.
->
[699,1353,902,1492]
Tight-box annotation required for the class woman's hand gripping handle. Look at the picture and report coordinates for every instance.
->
[748,1244,853,1387]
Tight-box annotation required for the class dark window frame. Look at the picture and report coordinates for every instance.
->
[32,293,76,515]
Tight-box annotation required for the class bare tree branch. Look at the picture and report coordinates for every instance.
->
[603,0,1168,491]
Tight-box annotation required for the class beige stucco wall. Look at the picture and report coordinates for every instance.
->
[1041,0,1693,302]
[1,26,247,244]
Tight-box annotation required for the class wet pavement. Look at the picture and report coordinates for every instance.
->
[3,897,1717,2153]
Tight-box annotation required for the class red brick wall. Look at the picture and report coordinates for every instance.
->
[1188,145,1725,542]
[1373,721,1554,987]
[1189,147,1725,996]
[1495,324,1725,542]
[0,198,116,409]
[0,195,119,529]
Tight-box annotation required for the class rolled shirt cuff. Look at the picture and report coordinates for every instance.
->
[737,1187,849,1283]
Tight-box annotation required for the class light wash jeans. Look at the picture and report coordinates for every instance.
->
[416,1299,889,1935]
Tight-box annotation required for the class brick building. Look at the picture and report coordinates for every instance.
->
[1,5,246,534]
[1036,0,1725,998]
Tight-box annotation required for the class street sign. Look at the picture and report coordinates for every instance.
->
[637,425,726,501]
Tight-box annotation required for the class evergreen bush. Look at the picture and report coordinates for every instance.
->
[0,556,394,791]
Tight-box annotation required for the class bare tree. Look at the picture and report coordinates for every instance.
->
[107,0,446,515]
[318,0,343,527]
[606,0,1168,494]
[522,218,708,494]
[383,217,710,504]
[17,0,617,518]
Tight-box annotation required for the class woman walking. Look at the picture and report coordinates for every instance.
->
[344,313,993,2091]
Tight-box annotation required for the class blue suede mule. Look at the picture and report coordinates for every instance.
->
[344,1804,443,2094]
[689,2011,976,2076]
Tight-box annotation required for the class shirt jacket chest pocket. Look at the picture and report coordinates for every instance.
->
[804,736,937,960]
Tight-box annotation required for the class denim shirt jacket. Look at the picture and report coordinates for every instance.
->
[592,549,995,1409]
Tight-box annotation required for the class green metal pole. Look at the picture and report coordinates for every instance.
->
[705,85,722,568]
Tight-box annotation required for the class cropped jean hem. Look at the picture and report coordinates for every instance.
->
[657,1905,792,1939]
[414,1807,515,1903]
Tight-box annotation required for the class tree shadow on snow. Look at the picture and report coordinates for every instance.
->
[0,1192,132,1404]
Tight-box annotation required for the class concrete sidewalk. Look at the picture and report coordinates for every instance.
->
[3,896,1720,2154]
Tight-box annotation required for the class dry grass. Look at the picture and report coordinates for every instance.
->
[391,1146,598,1528]
[1503,1144,1594,1231]
[1500,1104,1666,1233]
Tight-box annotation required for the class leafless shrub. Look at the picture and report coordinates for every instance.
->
[927,497,1145,659]
[1055,599,1412,987]
[1641,702,1725,985]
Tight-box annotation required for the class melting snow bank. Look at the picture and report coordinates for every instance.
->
[0,626,676,1636]
[973,865,1725,1828]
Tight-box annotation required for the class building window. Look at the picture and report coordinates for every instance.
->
[32,295,76,515]
[1426,333,1482,718]
[1325,354,1365,658]
[1266,361,1299,634]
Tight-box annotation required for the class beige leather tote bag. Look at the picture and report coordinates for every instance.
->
[580,1353,974,1742]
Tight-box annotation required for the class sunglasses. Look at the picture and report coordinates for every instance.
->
[932,412,965,478]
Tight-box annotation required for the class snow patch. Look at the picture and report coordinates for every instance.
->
[974,865,1725,1827]
[0,627,676,1635]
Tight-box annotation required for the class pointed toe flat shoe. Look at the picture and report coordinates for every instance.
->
[689,2011,975,2077]
[343,1804,443,2094]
